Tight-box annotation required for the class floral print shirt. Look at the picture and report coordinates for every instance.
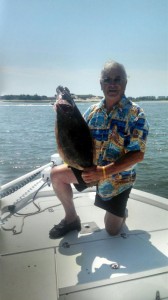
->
[83,96,149,200]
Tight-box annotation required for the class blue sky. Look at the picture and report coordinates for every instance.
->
[0,0,167,97]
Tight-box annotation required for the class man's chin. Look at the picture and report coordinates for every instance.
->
[107,92,121,101]
[108,92,118,97]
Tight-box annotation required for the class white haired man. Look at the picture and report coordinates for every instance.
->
[49,60,149,239]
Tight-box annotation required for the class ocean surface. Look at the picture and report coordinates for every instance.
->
[0,100,167,199]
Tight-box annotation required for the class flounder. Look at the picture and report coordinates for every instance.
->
[54,86,94,170]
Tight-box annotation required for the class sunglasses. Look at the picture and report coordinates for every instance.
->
[102,77,124,85]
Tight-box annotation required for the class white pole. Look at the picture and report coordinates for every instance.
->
[0,162,53,192]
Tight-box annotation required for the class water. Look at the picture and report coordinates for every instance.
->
[0,101,167,198]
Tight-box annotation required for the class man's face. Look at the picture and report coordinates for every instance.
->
[100,67,127,103]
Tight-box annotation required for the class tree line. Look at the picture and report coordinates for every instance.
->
[0,94,54,101]
[0,94,168,101]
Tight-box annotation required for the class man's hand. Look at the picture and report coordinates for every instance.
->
[81,151,144,184]
[81,165,105,183]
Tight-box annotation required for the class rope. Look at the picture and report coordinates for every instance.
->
[1,180,48,234]
[1,183,79,235]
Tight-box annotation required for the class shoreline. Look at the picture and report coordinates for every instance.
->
[0,98,101,104]
[1,99,168,104]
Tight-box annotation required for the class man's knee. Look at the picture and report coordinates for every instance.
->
[50,165,77,186]
[104,212,124,236]
[50,166,57,181]
[50,165,62,184]
[105,223,121,236]
[105,226,121,236]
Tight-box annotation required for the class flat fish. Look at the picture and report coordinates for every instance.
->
[54,86,94,170]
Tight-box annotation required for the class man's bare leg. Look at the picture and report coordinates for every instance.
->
[104,211,126,236]
[50,164,79,223]
[49,164,82,238]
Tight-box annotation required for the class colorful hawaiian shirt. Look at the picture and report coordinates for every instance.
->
[83,96,149,200]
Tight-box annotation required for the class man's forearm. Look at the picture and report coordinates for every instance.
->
[105,151,144,176]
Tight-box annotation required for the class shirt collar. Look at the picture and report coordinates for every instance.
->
[98,95,129,111]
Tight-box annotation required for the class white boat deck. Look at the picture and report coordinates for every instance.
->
[0,179,168,300]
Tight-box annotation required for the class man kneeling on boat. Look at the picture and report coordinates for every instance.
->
[49,60,149,239]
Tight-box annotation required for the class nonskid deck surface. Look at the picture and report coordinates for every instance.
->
[0,181,168,300]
